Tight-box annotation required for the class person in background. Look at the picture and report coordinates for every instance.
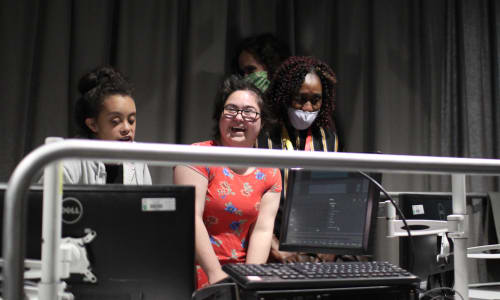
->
[233,33,290,92]
[60,66,151,185]
[257,56,339,262]
[173,76,281,289]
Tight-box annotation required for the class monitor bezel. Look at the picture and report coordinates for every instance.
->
[278,170,381,256]
[0,183,196,299]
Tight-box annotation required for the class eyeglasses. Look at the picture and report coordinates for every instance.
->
[223,105,260,122]
[292,94,323,106]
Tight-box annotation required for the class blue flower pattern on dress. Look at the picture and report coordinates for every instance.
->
[222,168,234,179]
[210,236,222,247]
[225,202,242,215]
[255,170,266,180]
[230,220,247,236]
[241,238,247,249]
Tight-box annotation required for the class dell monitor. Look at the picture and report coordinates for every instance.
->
[0,184,195,300]
[279,170,381,256]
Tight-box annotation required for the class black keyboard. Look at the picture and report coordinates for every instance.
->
[222,261,420,290]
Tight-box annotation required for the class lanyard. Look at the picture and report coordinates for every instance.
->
[281,126,314,151]
[281,126,314,197]
[281,126,295,151]
[280,125,337,197]
[304,130,314,151]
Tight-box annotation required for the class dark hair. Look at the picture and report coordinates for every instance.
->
[265,56,337,129]
[74,66,134,138]
[212,75,271,141]
[233,33,290,78]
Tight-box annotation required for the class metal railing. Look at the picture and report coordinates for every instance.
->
[3,139,500,300]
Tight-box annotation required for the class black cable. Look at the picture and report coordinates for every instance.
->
[358,171,416,272]
[420,287,464,300]
[439,272,445,288]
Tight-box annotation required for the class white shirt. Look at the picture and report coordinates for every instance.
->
[62,160,152,185]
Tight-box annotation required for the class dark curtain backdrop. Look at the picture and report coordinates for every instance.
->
[1,0,499,192]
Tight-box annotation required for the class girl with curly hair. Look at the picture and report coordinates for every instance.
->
[260,56,339,152]
[257,56,339,262]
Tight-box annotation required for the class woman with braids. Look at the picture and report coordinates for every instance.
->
[58,66,151,185]
[234,33,290,92]
[257,56,339,262]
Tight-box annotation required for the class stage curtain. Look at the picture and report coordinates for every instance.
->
[0,0,498,191]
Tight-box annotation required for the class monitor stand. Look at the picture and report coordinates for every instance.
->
[0,229,97,300]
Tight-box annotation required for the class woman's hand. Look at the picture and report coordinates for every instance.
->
[271,249,302,263]
[269,234,300,263]
[315,253,337,262]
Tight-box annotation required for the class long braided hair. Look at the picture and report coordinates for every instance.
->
[265,56,337,130]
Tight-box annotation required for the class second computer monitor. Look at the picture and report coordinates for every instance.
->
[279,170,380,255]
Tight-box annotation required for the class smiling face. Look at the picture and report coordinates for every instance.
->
[85,94,136,142]
[238,50,266,76]
[218,90,262,148]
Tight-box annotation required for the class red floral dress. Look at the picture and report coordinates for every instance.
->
[191,140,282,289]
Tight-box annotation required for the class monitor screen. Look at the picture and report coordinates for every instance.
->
[279,170,380,255]
[0,184,195,300]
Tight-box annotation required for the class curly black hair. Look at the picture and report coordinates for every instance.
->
[265,56,337,129]
[74,66,134,138]
[233,33,290,78]
[212,75,272,142]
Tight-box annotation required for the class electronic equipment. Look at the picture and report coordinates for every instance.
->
[398,193,453,222]
[279,170,381,255]
[220,171,421,299]
[397,193,455,282]
[222,261,419,290]
[0,184,195,300]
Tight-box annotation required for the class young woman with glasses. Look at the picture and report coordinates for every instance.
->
[174,75,282,289]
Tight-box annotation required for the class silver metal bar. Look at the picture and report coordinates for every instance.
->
[39,138,64,300]
[4,139,500,299]
[452,174,468,300]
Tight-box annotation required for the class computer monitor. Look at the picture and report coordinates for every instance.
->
[0,184,195,300]
[279,170,381,256]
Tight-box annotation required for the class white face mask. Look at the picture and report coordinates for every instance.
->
[287,108,319,130]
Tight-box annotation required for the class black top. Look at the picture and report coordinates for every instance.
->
[105,164,124,184]
[256,123,339,237]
